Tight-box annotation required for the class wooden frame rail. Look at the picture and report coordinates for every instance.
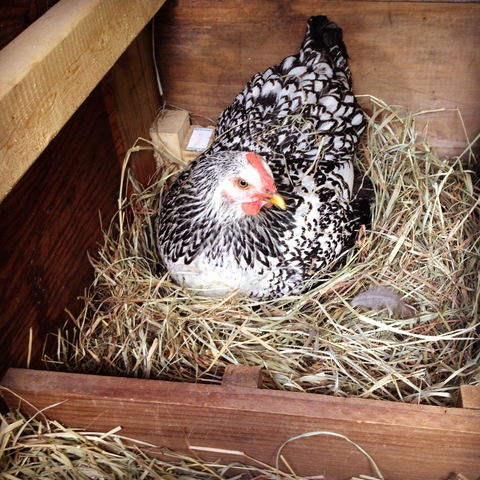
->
[2,368,480,479]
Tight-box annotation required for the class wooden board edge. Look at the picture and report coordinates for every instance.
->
[458,384,480,409]
[1,368,480,479]
[222,364,263,388]
[1,368,479,430]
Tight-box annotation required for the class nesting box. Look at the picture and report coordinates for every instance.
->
[1,1,480,479]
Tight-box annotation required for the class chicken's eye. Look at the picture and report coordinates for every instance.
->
[237,179,249,189]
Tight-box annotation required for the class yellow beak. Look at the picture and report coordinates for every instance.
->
[265,192,286,210]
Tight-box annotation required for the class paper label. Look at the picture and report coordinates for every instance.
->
[186,128,214,151]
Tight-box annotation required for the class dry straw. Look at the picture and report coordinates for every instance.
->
[46,97,480,407]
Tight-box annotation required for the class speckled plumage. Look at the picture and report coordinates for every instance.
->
[157,16,370,300]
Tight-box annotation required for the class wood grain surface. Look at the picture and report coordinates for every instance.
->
[0,0,165,202]
[2,368,480,480]
[222,364,263,388]
[107,23,162,187]
[155,0,480,159]
[0,86,121,380]
[458,385,480,409]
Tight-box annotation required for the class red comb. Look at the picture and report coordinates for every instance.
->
[246,152,276,190]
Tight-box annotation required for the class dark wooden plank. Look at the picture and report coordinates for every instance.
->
[107,21,162,187]
[155,0,480,158]
[0,86,121,380]
[1,368,479,480]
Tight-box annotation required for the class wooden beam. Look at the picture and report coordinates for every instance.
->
[458,385,480,409]
[1,368,479,480]
[0,0,166,203]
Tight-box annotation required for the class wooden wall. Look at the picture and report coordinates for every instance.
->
[3,368,480,480]
[154,0,480,159]
[0,2,160,384]
[0,86,121,377]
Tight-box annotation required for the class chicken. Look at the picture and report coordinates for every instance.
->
[157,16,370,300]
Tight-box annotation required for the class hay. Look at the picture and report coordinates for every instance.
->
[46,97,480,407]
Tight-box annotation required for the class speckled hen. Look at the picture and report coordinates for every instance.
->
[157,16,370,299]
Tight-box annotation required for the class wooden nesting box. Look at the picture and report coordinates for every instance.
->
[1,1,480,479]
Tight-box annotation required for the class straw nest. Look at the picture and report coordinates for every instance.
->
[47,97,480,407]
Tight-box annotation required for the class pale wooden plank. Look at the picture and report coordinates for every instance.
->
[1,368,479,479]
[0,1,62,51]
[0,0,166,203]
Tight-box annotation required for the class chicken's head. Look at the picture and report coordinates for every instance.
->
[220,152,286,216]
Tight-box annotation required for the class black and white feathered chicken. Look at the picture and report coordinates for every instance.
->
[157,16,370,300]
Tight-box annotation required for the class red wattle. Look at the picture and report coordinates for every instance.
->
[242,200,263,215]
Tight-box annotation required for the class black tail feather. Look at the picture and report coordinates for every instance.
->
[303,15,348,59]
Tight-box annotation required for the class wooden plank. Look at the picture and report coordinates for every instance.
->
[222,365,263,388]
[107,22,162,187]
[0,86,121,381]
[154,0,480,158]
[1,368,479,480]
[0,0,166,203]
[458,385,480,409]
